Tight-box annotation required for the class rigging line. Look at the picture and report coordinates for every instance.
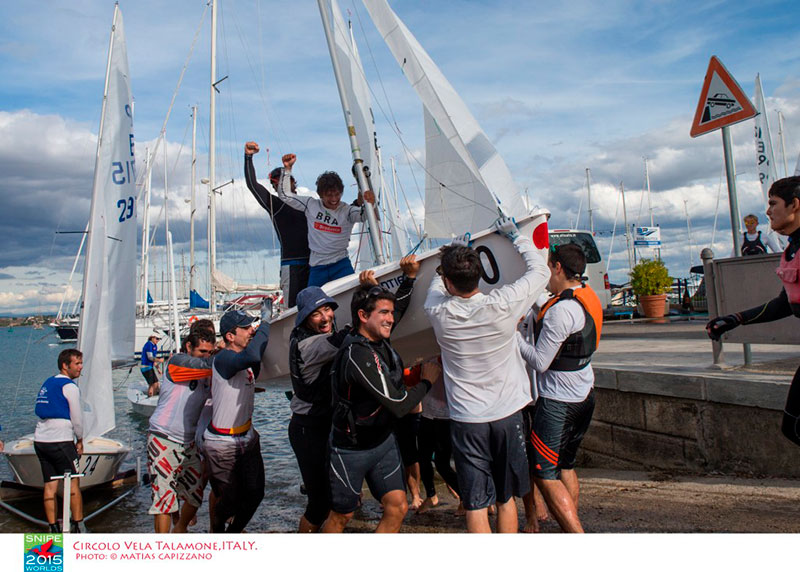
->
[345,0,490,213]
[135,2,209,204]
[606,184,622,277]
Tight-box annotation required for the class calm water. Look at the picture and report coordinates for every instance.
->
[0,326,306,533]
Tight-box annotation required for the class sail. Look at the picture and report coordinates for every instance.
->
[362,0,528,238]
[753,75,778,205]
[330,0,384,267]
[77,6,136,438]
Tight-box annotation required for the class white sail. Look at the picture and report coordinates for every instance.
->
[330,0,384,267]
[78,6,136,438]
[362,0,528,238]
[753,75,779,205]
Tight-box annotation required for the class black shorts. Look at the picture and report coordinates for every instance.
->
[328,433,405,514]
[450,411,530,510]
[530,391,595,480]
[34,441,80,482]
[141,367,158,386]
[288,416,331,526]
[395,412,421,467]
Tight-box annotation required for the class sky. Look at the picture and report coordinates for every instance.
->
[1,0,799,314]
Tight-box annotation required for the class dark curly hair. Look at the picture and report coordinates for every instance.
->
[316,171,344,195]
[439,245,482,294]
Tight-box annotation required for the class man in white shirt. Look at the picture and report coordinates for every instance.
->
[276,153,376,287]
[423,216,550,533]
[516,243,603,533]
[33,349,86,533]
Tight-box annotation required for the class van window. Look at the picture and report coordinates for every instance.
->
[549,232,601,264]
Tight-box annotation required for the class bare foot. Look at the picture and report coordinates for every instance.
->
[417,495,439,514]
[522,517,540,533]
[409,495,423,511]
[189,515,197,527]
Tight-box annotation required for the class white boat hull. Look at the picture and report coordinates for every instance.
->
[2,436,129,491]
[257,210,550,383]
[126,380,158,417]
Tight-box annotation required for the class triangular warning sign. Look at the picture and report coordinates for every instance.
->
[690,56,756,138]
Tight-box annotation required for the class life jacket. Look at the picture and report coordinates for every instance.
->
[289,326,334,418]
[535,285,603,371]
[330,333,404,448]
[35,375,76,420]
[776,241,800,307]
[742,231,767,256]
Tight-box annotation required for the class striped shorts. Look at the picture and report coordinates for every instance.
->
[146,432,204,515]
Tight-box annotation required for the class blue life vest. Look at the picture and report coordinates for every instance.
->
[35,375,76,420]
[141,340,158,367]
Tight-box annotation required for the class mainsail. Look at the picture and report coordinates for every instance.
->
[77,6,136,438]
[362,0,528,238]
[753,74,778,205]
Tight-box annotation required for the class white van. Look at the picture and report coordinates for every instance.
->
[548,230,612,308]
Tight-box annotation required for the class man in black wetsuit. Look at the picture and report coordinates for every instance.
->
[707,177,800,446]
[321,265,441,533]
[288,256,420,533]
[244,141,310,307]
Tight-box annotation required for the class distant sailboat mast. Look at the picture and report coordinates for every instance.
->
[585,168,594,234]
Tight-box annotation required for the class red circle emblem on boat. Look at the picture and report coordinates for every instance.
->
[532,222,549,249]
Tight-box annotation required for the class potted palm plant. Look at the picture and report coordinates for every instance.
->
[629,258,673,318]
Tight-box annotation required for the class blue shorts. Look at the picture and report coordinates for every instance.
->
[530,391,595,480]
[450,411,530,510]
[308,257,355,288]
[328,433,405,514]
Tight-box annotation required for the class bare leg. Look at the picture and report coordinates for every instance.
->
[376,490,408,533]
[298,514,322,533]
[560,469,579,508]
[69,478,83,522]
[42,481,58,525]
[465,507,492,533]
[154,514,172,533]
[207,490,217,533]
[496,497,519,533]
[535,477,583,533]
[321,511,352,533]
[534,481,550,520]
[173,501,200,533]
[522,489,539,533]
[406,463,422,510]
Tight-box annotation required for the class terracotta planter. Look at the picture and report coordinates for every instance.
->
[639,294,668,318]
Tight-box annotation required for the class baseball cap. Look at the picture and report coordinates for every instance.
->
[220,310,257,335]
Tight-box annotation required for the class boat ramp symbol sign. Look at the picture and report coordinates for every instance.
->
[690,56,756,137]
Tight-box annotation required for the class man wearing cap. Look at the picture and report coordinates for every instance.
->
[288,255,419,532]
[141,333,165,397]
[244,141,310,307]
[275,153,377,288]
[203,299,271,533]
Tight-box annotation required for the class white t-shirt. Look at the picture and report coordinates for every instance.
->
[423,236,549,423]
[516,290,594,403]
[277,169,365,266]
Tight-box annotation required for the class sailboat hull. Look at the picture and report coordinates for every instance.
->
[2,436,130,491]
[257,210,550,383]
[126,380,158,417]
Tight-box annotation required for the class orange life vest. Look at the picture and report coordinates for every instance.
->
[535,285,604,371]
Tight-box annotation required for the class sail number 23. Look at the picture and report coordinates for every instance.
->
[117,196,134,222]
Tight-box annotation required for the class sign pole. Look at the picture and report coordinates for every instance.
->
[721,125,751,364]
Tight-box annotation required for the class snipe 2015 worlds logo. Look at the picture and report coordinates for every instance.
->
[24,533,63,572]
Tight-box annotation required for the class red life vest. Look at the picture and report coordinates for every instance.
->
[776,245,800,306]
[535,285,604,371]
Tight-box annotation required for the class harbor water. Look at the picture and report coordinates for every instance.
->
[0,326,305,533]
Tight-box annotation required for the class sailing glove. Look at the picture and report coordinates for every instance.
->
[450,233,472,248]
[705,314,741,341]
[493,215,520,241]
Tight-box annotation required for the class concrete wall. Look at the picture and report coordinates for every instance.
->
[581,367,800,477]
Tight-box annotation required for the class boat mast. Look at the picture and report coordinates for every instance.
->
[208,0,218,312]
[777,110,789,178]
[78,3,119,352]
[585,168,594,234]
[190,105,197,298]
[167,231,181,353]
[620,181,634,272]
[317,0,384,265]
[139,148,152,313]
[58,221,88,320]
